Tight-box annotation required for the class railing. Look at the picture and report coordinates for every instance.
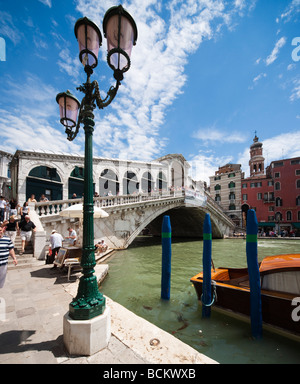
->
[34,190,234,228]
[35,191,185,217]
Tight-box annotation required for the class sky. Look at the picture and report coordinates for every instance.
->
[0,0,299,185]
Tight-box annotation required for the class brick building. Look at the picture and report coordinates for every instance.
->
[210,135,300,236]
[241,135,300,235]
[268,157,300,235]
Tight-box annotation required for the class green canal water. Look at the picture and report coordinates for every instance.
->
[100,237,300,364]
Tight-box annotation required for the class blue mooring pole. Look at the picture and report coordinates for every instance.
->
[246,209,263,339]
[202,213,212,318]
[161,215,172,300]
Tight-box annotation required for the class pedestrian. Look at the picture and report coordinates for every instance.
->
[27,194,37,203]
[0,196,6,222]
[64,227,77,246]
[0,224,17,289]
[49,229,64,269]
[20,202,30,221]
[39,194,49,202]
[9,198,18,216]
[18,215,36,255]
[4,216,19,245]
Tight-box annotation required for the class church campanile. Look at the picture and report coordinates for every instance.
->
[249,133,265,177]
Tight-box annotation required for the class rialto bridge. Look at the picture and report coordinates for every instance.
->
[7,150,235,259]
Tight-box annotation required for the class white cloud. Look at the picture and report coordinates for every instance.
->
[72,0,258,161]
[38,0,52,7]
[192,127,246,145]
[265,37,286,66]
[290,78,300,101]
[0,74,82,155]
[188,151,233,184]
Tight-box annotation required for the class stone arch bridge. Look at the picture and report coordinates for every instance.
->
[31,191,235,259]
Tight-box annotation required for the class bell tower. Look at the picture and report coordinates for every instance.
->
[249,133,265,177]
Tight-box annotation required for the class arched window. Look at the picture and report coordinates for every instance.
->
[286,211,292,221]
[276,197,282,207]
[100,169,119,196]
[228,181,235,188]
[214,184,221,191]
[229,192,235,200]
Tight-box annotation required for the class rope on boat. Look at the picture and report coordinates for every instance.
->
[201,280,217,307]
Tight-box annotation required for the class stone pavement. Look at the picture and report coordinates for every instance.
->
[0,261,217,365]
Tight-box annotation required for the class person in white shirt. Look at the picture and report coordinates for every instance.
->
[49,229,64,269]
[0,196,6,222]
[65,227,77,246]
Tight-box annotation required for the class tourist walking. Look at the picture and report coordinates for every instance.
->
[20,202,30,221]
[0,224,17,289]
[19,215,36,255]
[4,216,19,245]
[0,196,6,222]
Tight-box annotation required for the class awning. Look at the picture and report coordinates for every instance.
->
[258,222,275,227]
[292,222,300,229]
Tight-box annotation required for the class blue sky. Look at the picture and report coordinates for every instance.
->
[0,0,299,184]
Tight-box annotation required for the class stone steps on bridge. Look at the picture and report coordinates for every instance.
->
[8,235,41,270]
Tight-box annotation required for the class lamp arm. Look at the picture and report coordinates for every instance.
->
[92,80,120,110]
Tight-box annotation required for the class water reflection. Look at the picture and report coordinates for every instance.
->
[101,237,300,364]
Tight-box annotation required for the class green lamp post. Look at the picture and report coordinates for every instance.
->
[56,5,138,321]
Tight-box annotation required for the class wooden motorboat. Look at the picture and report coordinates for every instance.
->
[190,254,300,338]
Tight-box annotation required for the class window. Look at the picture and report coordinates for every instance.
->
[291,159,300,165]
[268,216,275,221]
[228,181,235,188]
[257,182,262,187]
[297,196,300,206]
[268,180,273,186]
[297,180,300,188]
[214,184,221,191]
[298,211,300,220]
[257,193,262,200]
[243,194,247,201]
[215,195,221,202]
[214,175,221,180]
[229,204,236,210]
[276,197,282,207]
[228,173,235,178]
[296,170,300,176]
[242,183,247,188]
[274,161,284,168]
[275,182,281,191]
[274,172,280,178]
[286,211,292,221]
[275,212,282,221]
[269,206,274,212]
[250,183,255,188]
[229,192,235,200]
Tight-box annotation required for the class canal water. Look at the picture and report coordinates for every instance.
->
[100,237,300,364]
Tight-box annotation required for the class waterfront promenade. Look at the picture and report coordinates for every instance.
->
[0,261,217,365]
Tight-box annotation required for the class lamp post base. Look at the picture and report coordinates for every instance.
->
[69,271,106,320]
[63,306,111,356]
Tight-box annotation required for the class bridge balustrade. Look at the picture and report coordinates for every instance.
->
[34,191,185,217]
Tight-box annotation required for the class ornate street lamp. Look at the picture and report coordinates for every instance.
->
[56,5,137,321]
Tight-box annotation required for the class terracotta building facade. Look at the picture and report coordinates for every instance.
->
[210,135,300,236]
